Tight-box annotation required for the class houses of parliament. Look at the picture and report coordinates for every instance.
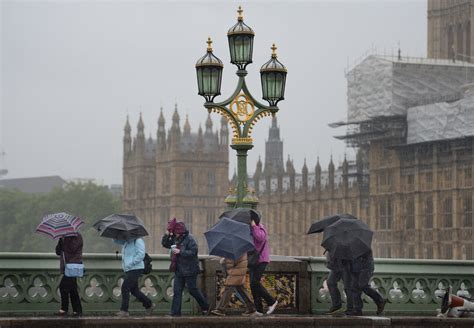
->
[123,0,473,260]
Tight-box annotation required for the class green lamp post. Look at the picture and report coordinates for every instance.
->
[195,6,287,208]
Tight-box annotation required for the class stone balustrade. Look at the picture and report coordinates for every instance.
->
[0,253,472,316]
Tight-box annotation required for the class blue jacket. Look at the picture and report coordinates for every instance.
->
[114,238,145,272]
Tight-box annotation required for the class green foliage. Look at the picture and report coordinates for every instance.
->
[0,182,122,253]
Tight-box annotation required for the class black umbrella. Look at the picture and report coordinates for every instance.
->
[307,213,357,234]
[218,208,261,225]
[321,218,373,260]
[204,217,254,261]
[93,214,148,240]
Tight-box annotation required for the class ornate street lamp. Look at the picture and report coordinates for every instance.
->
[195,38,224,102]
[227,6,254,70]
[195,6,287,208]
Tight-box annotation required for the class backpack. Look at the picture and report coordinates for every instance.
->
[143,253,152,274]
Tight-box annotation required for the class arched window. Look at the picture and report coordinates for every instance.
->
[457,24,464,59]
[184,170,193,195]
[406,199,415,229]
[443,197,453,228]
[463,193,472,227]
[448,25,454,59]
[466,21,471,61]
[424,197,434,229]
[208,171,216,195]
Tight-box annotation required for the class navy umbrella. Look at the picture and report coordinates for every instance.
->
[93,214,148,240]
[307,213,357,234]
[218,208,261,225]
[205,217,255,261]
[321,218,373,260]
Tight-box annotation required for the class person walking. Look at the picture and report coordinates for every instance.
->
[210,254,258,317]
[162,219,209,316]
[324,249,353,315]
[350,250,386,316]
[114,238,155,317]
[248,218,278,315]
[55,234,84,317]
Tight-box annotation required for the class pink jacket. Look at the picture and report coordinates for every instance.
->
[252,223,270,264]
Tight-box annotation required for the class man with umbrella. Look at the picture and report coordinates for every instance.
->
[93,214,154,317]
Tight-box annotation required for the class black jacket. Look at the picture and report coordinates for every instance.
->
[351,251,374,273]
[162,232,200,277]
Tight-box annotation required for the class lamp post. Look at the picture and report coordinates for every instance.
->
[195,6,287,208]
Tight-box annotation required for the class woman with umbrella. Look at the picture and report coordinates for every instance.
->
[93,214,155,317]
[161,219,209,316]
[36,212,84,317]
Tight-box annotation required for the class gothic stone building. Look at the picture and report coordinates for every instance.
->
[122,105,229,252]
[428,0,473,61]
[251,55,474,260]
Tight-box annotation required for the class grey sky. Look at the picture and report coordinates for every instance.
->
[1,0,426,185]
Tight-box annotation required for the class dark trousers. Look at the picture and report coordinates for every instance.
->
[351,270,384,312]
[121,269,152,312]
[171,274,209,316]
[216,285,256,313]
[59,276,82,314]
[249,263,276,313]
[327,265,353,311]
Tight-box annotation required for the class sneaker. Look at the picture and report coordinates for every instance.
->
[350,310,363,316]
[325,306,343,315]
[145,303,156,316]
[202,310,210,316]
[55,310,67,317]
[250,311,263,317]
[210,309,226,317]
[376,299,386,315]
[241,310,254,317]
[72,312,83,318]
[344,309,353,315]
[116,310,130,317]
[266,300,278,315]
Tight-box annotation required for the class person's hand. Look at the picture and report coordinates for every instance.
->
[172,247,180,255]
[219,257,225,264]
[251,220,256,227]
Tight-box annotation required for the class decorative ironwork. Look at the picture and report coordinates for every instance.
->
[230,93,255,123]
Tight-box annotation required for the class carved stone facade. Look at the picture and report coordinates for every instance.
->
[122,104,229,253]
[428,0,473,61]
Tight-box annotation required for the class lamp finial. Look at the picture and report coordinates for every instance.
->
[207,37,213,52]
[237,6,243,21]
[271,44,277,58]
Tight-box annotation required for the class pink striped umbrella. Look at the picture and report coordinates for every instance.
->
[35,212,84,240]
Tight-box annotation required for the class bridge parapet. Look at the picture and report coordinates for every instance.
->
[0,253,472,316]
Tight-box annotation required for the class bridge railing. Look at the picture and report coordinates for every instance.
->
[0,253,472,316]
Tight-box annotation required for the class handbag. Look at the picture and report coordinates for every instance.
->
[63,252,84,278]
[248,240,266,267]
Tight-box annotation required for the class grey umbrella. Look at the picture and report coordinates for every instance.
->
[307,213,357,234]
[93,214,148,240]
[321,218,373,260]
[204,217,255,261]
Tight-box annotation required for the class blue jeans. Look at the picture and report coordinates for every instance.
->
[171,274,209,316]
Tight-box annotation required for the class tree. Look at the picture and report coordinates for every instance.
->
[0,182,122,253]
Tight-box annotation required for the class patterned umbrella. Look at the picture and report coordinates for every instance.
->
[35,212,84,240]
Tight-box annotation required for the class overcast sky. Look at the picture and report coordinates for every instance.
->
[1,0,426,185]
